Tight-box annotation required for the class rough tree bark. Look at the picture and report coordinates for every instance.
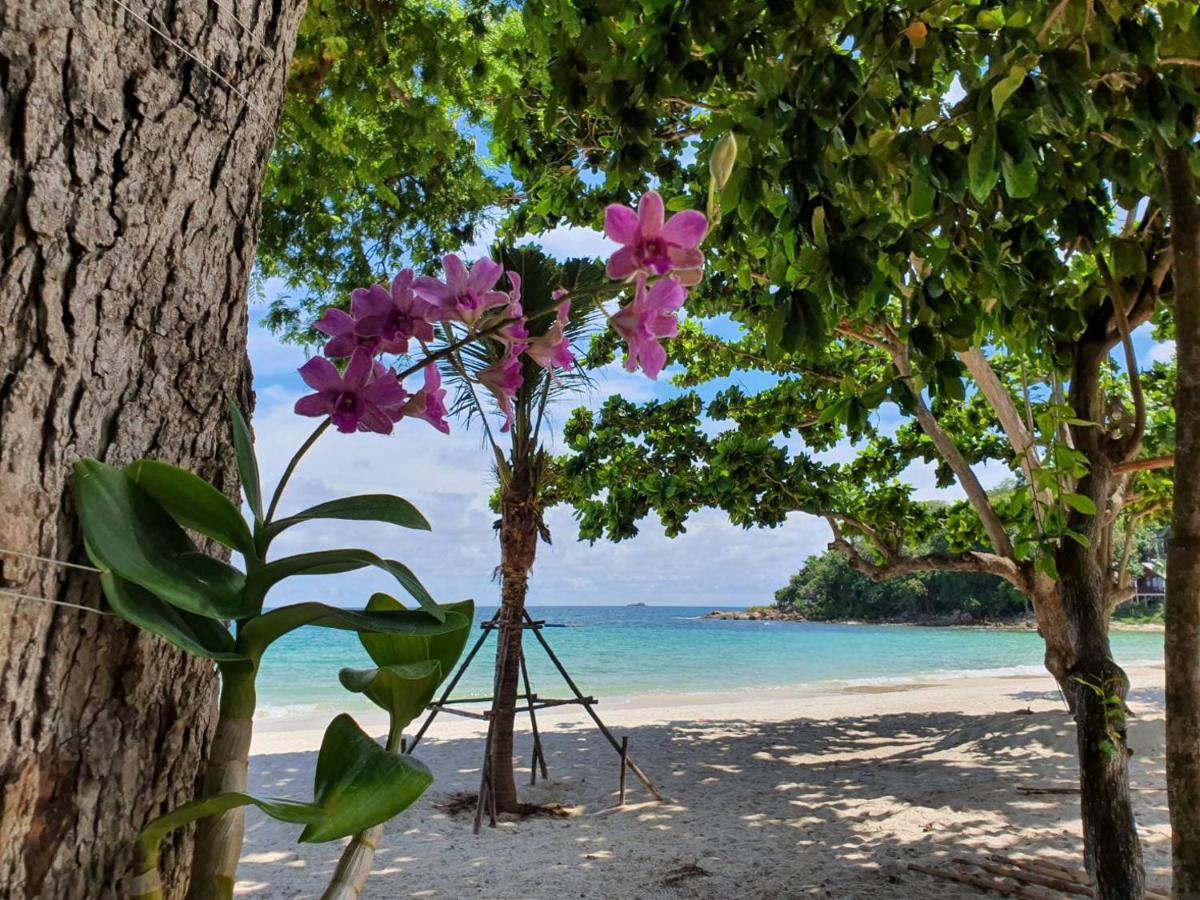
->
[489,463,540,814]
[1163,145,1200,898]
[0,1,305,896]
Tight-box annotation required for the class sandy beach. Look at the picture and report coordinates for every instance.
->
[239,664,1171,898]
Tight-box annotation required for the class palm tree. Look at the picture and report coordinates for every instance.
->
[439,245,604,813]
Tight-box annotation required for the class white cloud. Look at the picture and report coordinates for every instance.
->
[528,225,614,261]
[1148,340,1175,365]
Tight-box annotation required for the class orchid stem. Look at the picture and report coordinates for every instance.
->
[265,419,330,524]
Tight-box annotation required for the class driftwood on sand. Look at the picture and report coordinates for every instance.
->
[909,854,1171,899]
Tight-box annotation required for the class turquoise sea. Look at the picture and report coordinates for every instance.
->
[254,605,1165,721]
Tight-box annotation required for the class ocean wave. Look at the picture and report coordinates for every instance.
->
[254,702,327,721]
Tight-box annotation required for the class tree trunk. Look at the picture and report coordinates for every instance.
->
[1031,576,1076,706]
[1058,537,1145,900]
[489,466,539,815]
[1058,335,1145,899]
[1163,145,1200,898]
[0,1,305,896]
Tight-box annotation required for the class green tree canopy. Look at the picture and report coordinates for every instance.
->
[258,0,511,338]
[483,5,1196,889]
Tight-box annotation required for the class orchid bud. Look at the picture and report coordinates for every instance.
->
[709,132,739,192]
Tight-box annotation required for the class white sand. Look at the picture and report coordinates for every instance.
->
[238,665,1170,898]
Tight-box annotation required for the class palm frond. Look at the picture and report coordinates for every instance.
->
[433,244,608,450]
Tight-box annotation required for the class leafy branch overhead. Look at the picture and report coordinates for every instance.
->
[497,1,1190,590]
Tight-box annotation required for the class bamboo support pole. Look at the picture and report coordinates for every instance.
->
[520,651,548,784]
[523,610,664,802]
[407,609,499,752]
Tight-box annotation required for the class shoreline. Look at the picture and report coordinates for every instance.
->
[702,609,1165,632]
[250,662,1164,756]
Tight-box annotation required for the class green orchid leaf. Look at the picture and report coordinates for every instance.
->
[138,791,321,871]
[300,714,434,843]
[237,602,467,663]
[73,460,251,620]
[339,660,443,730]
[259,494,430,545]
[95,567,244,661]
[245,549,442,619]
[359,594,474,677]
[124,460,254,555]
[229,403,264,523]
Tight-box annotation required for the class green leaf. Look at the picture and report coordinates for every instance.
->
[229,403,264,523]
[124,460,254,555]
[908,171,936,218]
[238,602,467,663]
[260,494,430,544]
[139,792,322,861]
[96,568,244,661]
[1035,554,1060,581]
[976,8,1005,30]
[968,125,999,203]
[300,714,434,842]
[244,550,443,619]
[990,65,1026,116]
[1001,151,1038,199]
[1062,493,1098,516]
[339,660,443,730]
[73,461,251,619]
[811,207,828,251]
[360,595,475,676]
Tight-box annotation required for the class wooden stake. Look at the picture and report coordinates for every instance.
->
[520,651,547,784]
[619,737,629,806]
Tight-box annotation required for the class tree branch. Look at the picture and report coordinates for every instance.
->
[1112,455,1174,475]
[879,336,1017,561]
[957,348,1048,509]
[1096,254,1146,460]
[825,520,1030,593]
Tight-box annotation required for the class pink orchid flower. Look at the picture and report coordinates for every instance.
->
[477,353,524,432]
[398,364,450,434]
[524,301,574,372]
[314,270,436,358]
[604,191,707,284]
[610,277,687,380]
[413,254,510,328]
[294,350,408,434]
[495,272,530,352]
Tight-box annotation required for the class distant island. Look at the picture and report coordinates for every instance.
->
[626,602,647,607]
[708,543,1163,627]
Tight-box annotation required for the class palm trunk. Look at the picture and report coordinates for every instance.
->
[320,722,403,900]
[186,663,256,900]
[490,466,539,815]
[1163,145,1200,898]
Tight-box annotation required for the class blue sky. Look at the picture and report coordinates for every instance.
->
[247,222,834,610]
[246,221,1174,610]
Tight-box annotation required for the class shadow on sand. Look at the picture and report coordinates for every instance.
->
[235,705,1170,899]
